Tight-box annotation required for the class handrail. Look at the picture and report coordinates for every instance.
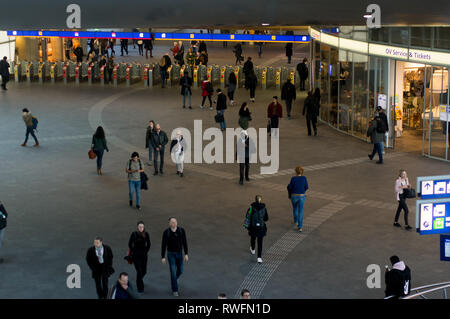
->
[402,284,450,299]
[409,281,450,292]
[384,281,450,299]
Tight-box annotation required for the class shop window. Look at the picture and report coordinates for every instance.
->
[390,27,409,46]
[410,27,431,48]
[434,27,450,50]
[369,28,389,43]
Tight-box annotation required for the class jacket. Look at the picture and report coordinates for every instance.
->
[238,107,251,130]
[216,93,227,111]
[91,135,109,152]
[145,126,155,148]
[150,130,169,149]
[180,76,193,95]
[201,80,213,97]
[243,60,254,75]
[367,118,384,144]
[244,71,257,90]
[302,96,318,120]
[22,113,34,127]
[285,43,293,56]
[378,111,389,132]
[107,281,138,299]
[247,202,268,237]
[86,245,114,278]
[161,227,188,258]
[296,62,308,79]
[128,231,151,258]
[281,82,296,101]
[0,60,10,79]
[385,261,411,298]
[267,102,283,118]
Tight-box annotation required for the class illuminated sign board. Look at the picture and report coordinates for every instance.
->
[441,235,450,261]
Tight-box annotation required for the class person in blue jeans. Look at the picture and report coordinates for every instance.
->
[161,218,188,297]
[287,165,309,232]
[125,152,144,210]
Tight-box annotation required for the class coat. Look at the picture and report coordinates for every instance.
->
[145,126,155,148]
[179,76,193,95]
[285,43,293,57]
[367,118,385,144]
[150,130,169,149]
[281,82,296,101]
[297,62,308,79]
[302,96,318,120]
[86,245,114,278]
[201,80,213,96]
[244,71,257,90]
[238,107,251,130]
[267,102,283,119]
[0,60,10,80]
[216,93,227,111]
[247,202,268,237]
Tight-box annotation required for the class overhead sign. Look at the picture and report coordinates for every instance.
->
[439,105,450,122]
[441,235,450,261]
[419,177,450,200]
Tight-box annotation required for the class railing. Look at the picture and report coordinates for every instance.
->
[384,281,450,299]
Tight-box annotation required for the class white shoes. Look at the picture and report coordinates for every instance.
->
[250,247,255,255]
[200,105,204,109]
[257,258,263,263]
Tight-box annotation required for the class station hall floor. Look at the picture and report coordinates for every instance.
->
[0,81,449,299]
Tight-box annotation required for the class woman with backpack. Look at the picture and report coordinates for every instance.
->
[394,170,412,231]
[200,77,213,110]
[125,152,145,210]
[91,126,109,175]
[128,221,151,293]
[227,72,237,106]
[245,195,268,263]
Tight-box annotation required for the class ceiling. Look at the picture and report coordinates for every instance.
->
[1,0,449,29]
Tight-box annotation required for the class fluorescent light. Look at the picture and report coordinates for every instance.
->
[261,23,270,26]
[363,14,372,19]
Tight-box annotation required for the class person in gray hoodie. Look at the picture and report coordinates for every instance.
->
[367,114,384,164]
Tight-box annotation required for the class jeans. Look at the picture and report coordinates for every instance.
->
[93,149,104,169]
[218,110,226,130]
[370,142,383,162]
[93,272,109,299]
[148,146,153,162]
[250,235,263,258]
[128,180,141,206]
[182,91,191,107]
[395,194,409,225]
[154,147,165,172]
[0,228,5,249]
[24,126,38,144]
[167,251,184,292]
[286,99,293,117]
[160,70,166,88]
[291,195,306,229]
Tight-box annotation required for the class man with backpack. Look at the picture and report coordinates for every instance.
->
[159,53,172,88]
[367,113,385,164]
[376,106,389,154]
[385,255,411,299]
[0,201,8,263]
[21,108,39,147]
[244,195,269,263]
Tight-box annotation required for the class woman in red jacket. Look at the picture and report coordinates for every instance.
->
[200,77,213,110]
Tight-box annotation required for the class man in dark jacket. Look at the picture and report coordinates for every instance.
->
[285,43,293,64]
[0,201,7,263]
[159,53,172,88]
[267,96,283,136]
[86,237,114,299]
[151,124,169,175]
[247,195,268,263]
[0,56,10,90]
[281,79,296,119]
[234,43,243,65]
[385,255,411,298]
[367,114,385,164]
[216,89,227,131]
[180,71,193,109]
[243,57,254,77]
[161,218,188,297]
[107,272,137,299]
[237,130,254,185]
[73,45,83,63]
[303,91,318,136]
[376,106,389,154]
[296,58,309,91]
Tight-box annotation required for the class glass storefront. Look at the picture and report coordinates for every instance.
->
[312,27,450,162]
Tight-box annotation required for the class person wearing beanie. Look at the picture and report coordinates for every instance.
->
[125,152,144,210]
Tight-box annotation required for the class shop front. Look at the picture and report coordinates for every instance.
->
[310,27,450,162]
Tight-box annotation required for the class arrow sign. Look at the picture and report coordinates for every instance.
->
[425,183,431,190]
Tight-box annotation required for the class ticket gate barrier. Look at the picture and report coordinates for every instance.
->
[234,65,242,88]
[143,64,150,87]
[38,62,45,84]
[220,66,227,89]
[100,65,106,86]
[210,65,220,85]
[261,67,267,89]
[207,65,212,82]
[112,64,119,87]
[75,63,81,85]
[289,68,296,86]
[275,67,281,89]
[266,67,275,88]
[280,67,289,86]
[198,65,207,83]
[166,65,173,88]
[125,64,132,86]
[88,63,95,85]
[132,63,142,84]
[171,64,180,84]
[193,66,199,88]
[14,62,22,82]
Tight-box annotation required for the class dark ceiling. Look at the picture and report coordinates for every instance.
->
[1,0,449,29]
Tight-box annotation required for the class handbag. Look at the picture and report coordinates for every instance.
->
[88,149,96,159]
[287,185,292,199]
[215,113,224,123]
[403,187,416,199]
[124,250,133,265]
[243,206,253,229]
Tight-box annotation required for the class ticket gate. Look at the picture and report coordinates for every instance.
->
[193,66,199,88]
[166,65,173,88]
[220,66,227,89]
[13,62,22,82]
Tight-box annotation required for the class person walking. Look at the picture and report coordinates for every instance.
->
[227,72,237,106]
[238,102,252,130]
[128,221,151,293]
[394,170,412,230]
[285,43,293,64]
[267,96,283,136]
[159,53,172,88]
[200,77,213,109]
[86,237,115,299]
[233,43,243,65]
[376,105,389,154]
[0,201,8,264]
[256,42,263,58]
[0,56,10,91]
[367,114,385,164]
[176,41,185,65]
[385,255,411,299]
[281,79,296,119]
[313,88,321,120]
[125,152,145,210]
[120,39,128,56]
[137,39,144,56]
[243,57,254,78]
[246,195,268,263]
[73,44,84,63]
[237,130,252,185]
[109,38,116,57]
[145,120,156,166]
[303,91,318,136]
[287,165,309,232]
[91,126,109,175]
[144,39,153,59]
[296,58,309,91]
[21,108,39,147]
[106,56,114,84]
[161,217,189,297]
[170,130,187,177]
[179,70,193,109]
[215,89,227,131]
[245,69,257,103]
[170,42,179,60]
[107,272,137,299]
[198,41,207,54]
[150,124,169,175]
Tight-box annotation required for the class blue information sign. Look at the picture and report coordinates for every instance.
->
[416,199,450,235]
[440,235,450,261]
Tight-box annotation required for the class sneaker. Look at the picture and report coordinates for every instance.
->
[257,258,263,263]
[368,154,373,160]
[298,228,303,232]
[250,247,255,255]
[153,171,158,176]
[209,107,213,110]
[173,292,179,297]
[129,200,132,207]
[200,105,204,109]
[393,222,401,227]
[136,205,141,210]
[405,225,412,231]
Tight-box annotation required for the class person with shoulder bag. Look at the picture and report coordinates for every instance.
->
[394,170,413,230]
[245,195,268,263]
[91,126,109,175]
[127,221,151,293]
[0,201,8,263]
[125,152,145,210]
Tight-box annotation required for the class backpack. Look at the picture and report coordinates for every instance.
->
[243,206,252,229]
[376,117,387,133]
[32,117,38,130]
[128,159,143,171]
[251,206,266,229]
[205,81,213,93]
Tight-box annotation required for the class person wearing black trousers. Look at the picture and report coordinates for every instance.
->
[128,221,151,293]
[394,170,412,230]
[86,237,115,299]
[247,195,269,263]
[302,91,318,136]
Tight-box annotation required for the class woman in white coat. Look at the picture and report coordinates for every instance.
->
[170,130,187,177]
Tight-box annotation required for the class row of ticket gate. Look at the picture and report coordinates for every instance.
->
[10,61,302,89]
